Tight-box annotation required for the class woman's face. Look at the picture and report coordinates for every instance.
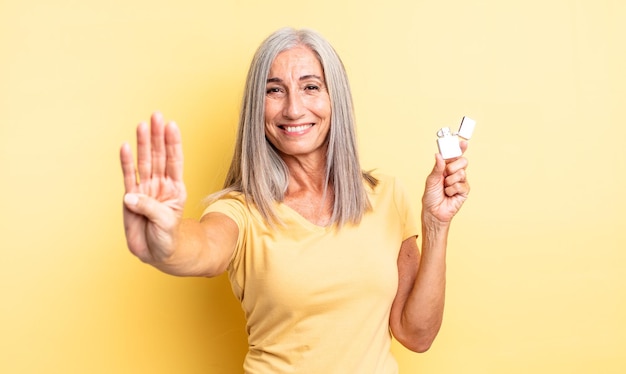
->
[264,45,331,163]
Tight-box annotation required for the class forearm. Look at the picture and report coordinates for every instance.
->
[144,218,206,276]
[400,218,450,351]
[146,216,233,278]
[394,144,469,351]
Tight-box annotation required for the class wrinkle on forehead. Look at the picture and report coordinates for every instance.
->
[268,46,325,83]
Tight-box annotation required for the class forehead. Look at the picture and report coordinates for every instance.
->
[269,45,324,77]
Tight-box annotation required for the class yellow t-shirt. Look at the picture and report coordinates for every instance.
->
[203,174,419,373]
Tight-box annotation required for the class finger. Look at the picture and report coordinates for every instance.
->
[122,203,149,260]
[459,140,469,154]
[150,112,167,179]
[425,153,446,189]
[123,193,175,228]
[445,180,470,197]
[164,121,184,182]
[445,168,466,187]
[444,156,469,177]
[431,153,446,177]
[136,121,151,185]
[120,142,138,192]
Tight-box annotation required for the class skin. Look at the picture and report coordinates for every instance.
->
[120,45,470,353]
[264,46,333,226]
[390,142,469,352]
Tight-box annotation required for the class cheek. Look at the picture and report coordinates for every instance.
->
[263,122,276,141]
[307,96,331,118]
[264,98,281,121]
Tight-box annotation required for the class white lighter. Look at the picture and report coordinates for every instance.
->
[436,116,476,159]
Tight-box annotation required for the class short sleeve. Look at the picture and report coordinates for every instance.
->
[392,177,420,241]
[201,195,248,272]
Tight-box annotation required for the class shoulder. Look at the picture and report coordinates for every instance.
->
[202,191,249,225]
[366,171,415,211]
[365,171,404,195]
[366,171,419,239]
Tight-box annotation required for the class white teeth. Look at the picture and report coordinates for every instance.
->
[284,124,313,133]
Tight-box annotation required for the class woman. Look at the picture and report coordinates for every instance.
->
[120,27,470,373]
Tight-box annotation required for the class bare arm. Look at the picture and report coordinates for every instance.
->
[120,112,237,277]
[390,143,470,352]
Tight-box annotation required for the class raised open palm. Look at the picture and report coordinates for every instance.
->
[120,112,187,263]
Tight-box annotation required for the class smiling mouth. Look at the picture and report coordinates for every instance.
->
[279,124,314,133]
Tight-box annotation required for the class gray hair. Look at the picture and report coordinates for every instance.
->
[209,27,377,227]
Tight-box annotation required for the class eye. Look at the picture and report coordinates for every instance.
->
[266,86,286,98]
[266,87,282,94]
[304,84,320,91]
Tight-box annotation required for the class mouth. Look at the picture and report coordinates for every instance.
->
[278,124,314,133]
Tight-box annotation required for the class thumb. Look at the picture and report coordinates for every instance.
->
[424,153,446,193]
[429,153,446,178]
[123,193,170,223]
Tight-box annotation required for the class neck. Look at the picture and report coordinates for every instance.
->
[281,153,328,194]
[280,153,334,226]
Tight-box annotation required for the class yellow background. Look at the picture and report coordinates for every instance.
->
[2,0,625,372]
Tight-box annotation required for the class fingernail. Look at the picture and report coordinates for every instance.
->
[124,193,139,205]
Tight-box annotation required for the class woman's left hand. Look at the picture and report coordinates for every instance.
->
[422,141,470,225]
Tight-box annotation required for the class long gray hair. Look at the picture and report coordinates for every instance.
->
[209,27,377,227]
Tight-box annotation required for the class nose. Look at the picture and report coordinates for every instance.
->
[283,90,305,119]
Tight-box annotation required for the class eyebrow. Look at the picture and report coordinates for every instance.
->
[266,75,324,83]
